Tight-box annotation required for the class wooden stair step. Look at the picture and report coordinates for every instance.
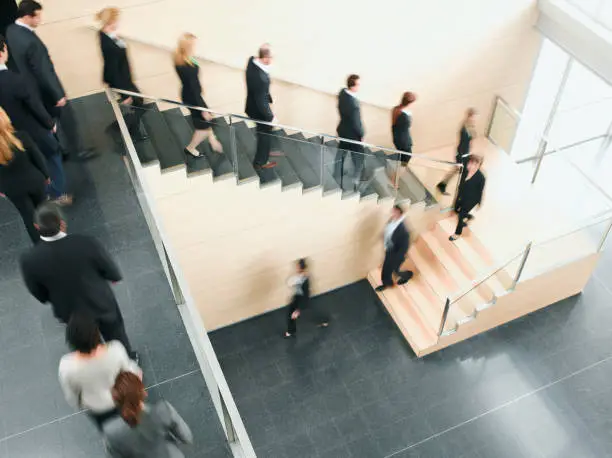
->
[438,218,515,292]
[408,242,471,325]
[397,276,452,334]
[368,270,437,352]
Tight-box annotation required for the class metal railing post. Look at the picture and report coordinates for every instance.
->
[228,115,239,182]
[511,242,533,290]
[320,135,326,189]
[438,298,451,337]
[220,390,238,444]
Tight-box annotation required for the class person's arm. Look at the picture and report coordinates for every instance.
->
[20,257,49,303]
[255,76,274,122]
[354,102,364,139]
[25,41,65,104]
[476,175,486,207]
[58,363,81,409]
[112,341,142,377]
[21,132,50,179]
[162,401,193,445]
[15,77,54,130]
[90,238,122,282]
[101,37,122,89]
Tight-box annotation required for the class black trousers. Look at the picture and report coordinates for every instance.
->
[334,140,364,186]
[6,185,46,244]
[381,251,409,287]
[253,122,273,167]
[88,408,119,431]
[98,312,133,356]
[286,297,328,335]
[119,89,146,138]
[453,201,476,236]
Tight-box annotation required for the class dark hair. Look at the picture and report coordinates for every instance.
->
[0,35,6,53]
[346,74,360,89]
[258,44,271,59]
[16,0,43,18]
[66,313,101,354]
[392,91,416,125]
[34,202,63,237]
[297,258,307,271]
[112,372,146,427]
[393,204,404,215]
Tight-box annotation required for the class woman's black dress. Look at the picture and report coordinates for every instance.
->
[175,61,211,130]
[392,111,413,165]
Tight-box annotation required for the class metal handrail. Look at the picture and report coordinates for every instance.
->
[531,210,612,246]
[109,87,462,167]
[105,88,256,457]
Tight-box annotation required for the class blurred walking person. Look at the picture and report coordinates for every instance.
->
[0,108,49,243]
[449,155,485,241]
[436,108,478,196]
[103,371,193,458]
[20,203,138,360]
[375,205,413,292]
[59,313,141,429]
[97,7,147,141]
[336,74,365,191]
[6,0,93,161]
[390,91,416,187]
[284,258,329,338]
[174,33,223,157]
[245,44,278,170]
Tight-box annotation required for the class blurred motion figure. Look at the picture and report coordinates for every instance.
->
[336,74,365,191]
[375,205,413,292]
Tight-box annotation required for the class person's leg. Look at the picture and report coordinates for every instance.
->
[393,256,413,285]
[56,101,95,159]
[45,148,67,199]
[253,123,273,167]
[307,302,330,328]
[204,129,223,153]
[286,304,297,336]
[185,129,209,156]
[437,168,458,194]
[7,194,39,244]
[378,253,394,290]
[98,312,134,357]
[350,144,365,188]
[334,142,348,187]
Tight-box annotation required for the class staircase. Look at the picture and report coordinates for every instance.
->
[368,215,516,355]
[129,102,435,207]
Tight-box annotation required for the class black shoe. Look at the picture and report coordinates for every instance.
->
[184,148,203,158]
[375,285,388,292]
[449,235,459,242]
[283,332,295,339]
[437,182,450,196]
[397,271,414,285]
[76,149,98,161]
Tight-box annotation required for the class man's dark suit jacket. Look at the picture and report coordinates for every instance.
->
[20,234,123,323]
[245,56,273,122]
[6,23,65,113]
[337,89,364,141]
[99,31,134,91]
[387,221,410,259]
[0,68,53,139]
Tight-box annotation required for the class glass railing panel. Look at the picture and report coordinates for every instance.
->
[406,154,461,210]
[487,96,520,154]
[105,89,256,457]
[521,214,612,281]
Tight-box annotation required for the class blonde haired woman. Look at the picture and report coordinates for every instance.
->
[97,7,146,141]
[174,33,223,157]
[0,108,50,243]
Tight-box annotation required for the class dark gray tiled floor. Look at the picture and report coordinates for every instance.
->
[211,247,612,457]
[0,94,230,457]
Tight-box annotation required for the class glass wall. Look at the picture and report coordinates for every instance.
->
[566,0,612,29]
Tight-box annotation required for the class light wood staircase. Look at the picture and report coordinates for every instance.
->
[368,215,516,356]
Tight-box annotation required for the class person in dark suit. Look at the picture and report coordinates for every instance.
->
[20,203,137,359]
[436,107,478,196]
[0,108,49,243]
[284,258,329,338]
[0,35,71,206]
[449,155,485,241]
[97,7,147,142]
[174,32,223,157]
[0,0,17,37]
[375,205,414,292]
[245,44,278,170]
[390,91,416,187]
[336,74,365,191]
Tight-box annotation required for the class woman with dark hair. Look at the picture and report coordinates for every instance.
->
[58,313,141,429]
[0,107,50,243]
[436,107,478,196]
[449,155,485,241]
[103,372,193,458]
[390,91,416,187]
[284,258,329,338]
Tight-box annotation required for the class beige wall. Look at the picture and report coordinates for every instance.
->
[40,0,541,152]
[139,165,394,330]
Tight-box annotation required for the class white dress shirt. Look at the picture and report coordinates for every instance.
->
[384,216,405,251]
[0,64,7,72]
[105,31,126,48]
[15,19,34,32]
[40,231,68,242]
[253,58,270,74]
[345,88,359,99]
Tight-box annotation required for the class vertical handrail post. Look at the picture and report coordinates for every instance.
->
[228,115,239,182]
[438,298,451,337]
[320,135,325,190]
[597,217,612,252]
[220,389,238,444]
[511,242,533,290]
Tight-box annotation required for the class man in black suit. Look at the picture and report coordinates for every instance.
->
[336,74,365,191]
[20,203,137,359]
[376,205,413,291]
[6,0,93,161]
[0,34,72,205]
[245,44,278,170]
